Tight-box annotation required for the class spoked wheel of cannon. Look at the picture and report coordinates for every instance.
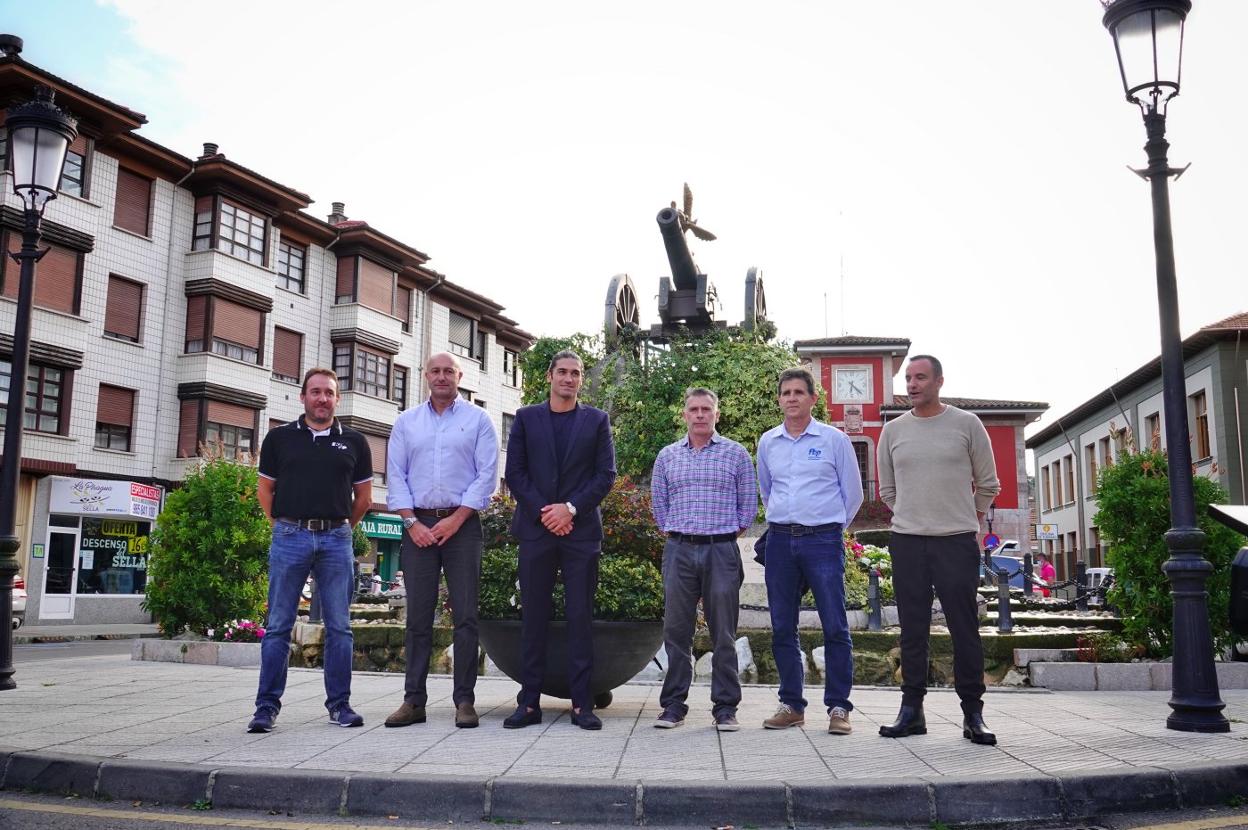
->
[604,273,640,345]
[744,267,767,332]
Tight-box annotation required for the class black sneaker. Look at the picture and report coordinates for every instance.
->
[328,705,364,727]
[654,707,685,729]
[247,709,277,733]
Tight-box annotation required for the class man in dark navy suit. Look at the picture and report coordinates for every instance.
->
[503,350,616,730]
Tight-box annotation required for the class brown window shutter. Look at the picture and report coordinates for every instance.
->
[212,298,263,349]
[68,132,88,155]
[185,295,207,345]
[336,256,356,301]
[104,275,143,341]
[366,433,388,476]
[113,168,152,235]
[358,258,395,314]
[177,400,200,457]
[96,385,135,427]
[32,243,80,314]
[272,327,303,380]
[206,400,256,430]
[2,234,78,314]
[395,285,412,324]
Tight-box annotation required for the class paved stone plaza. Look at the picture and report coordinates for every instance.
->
[1,653,1247,826]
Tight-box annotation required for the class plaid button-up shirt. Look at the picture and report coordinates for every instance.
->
[650,432,758,535]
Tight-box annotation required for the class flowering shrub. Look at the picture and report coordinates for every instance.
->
[843,532,894,606]
[219,619,265,643]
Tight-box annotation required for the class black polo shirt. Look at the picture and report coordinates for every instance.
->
[258,416,372,520]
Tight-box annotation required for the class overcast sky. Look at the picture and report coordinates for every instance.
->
[3,0,1244,443]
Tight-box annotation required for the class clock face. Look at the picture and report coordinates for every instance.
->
[835,368,870,402]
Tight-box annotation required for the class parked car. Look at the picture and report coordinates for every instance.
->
[12,575,25,629]
[980,554,1026,589]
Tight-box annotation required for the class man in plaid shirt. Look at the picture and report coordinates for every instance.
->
[650,387,757,732]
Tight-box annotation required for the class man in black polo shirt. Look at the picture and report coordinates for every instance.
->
[247,368,373,733]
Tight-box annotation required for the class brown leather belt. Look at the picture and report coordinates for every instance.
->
[413,507,457,519]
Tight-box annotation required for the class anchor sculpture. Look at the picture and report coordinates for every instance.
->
[604,183,767,344]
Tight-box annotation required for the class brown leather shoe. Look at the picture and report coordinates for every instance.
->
[455,702,479,728]
[384,702,426,727]
[763,703,804,729]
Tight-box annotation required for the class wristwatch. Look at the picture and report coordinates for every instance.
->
[565,502,577,517]
[402,516,418,530]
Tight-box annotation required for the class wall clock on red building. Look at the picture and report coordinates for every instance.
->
[834,368,870,403]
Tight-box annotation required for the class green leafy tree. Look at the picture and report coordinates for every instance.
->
[519,333,603,405]
[143,458,272,637]
[1097,449,1244,658]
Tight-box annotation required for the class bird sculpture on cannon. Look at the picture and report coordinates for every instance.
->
[602,183,768,346]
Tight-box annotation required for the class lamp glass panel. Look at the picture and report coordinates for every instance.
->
[1114,9,1160,93]
[1153,9,1184,87]
[10,125,70,193]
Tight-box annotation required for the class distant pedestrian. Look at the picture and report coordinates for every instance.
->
[877,355,1001,746]
[651,388,756,732]
[384,352,498,730]
[757,367,863,735]
[504,350,616,731]
[1036,552,1056,598]
[249,368,373,733]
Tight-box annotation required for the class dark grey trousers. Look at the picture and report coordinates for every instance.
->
[658,538,744,717]
[889,531,986,716]
[401,514,482,707]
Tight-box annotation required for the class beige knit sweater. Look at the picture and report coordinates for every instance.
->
[877,405,1001,536]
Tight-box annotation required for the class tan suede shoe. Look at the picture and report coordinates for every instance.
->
[455,702,479,728]
[384,701,426,727]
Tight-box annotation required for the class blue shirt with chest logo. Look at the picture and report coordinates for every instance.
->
[757,418,864,527]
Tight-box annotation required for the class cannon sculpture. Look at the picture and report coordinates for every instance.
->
[603,184,767,344]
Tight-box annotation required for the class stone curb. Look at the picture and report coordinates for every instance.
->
[1031,661,1248,691]
[3,748,1248,826]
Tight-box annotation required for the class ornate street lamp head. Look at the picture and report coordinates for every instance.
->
[5,85,79,214]
[1102,0,1191,116]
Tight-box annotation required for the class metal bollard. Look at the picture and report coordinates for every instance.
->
[868,570,882,631]
[309,579,322,624]
[996,567,1013,633]
[1075,560,1088,612]
[1023,551,1034,596]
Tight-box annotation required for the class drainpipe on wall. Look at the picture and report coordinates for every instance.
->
[419,275,446,400]
[1055,418,1088,570]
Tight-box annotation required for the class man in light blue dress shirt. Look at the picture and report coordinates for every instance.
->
[384,352,498,729]
[757,367,863,734]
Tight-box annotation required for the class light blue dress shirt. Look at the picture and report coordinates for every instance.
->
[757,418,864,527]
[386,397,499,512]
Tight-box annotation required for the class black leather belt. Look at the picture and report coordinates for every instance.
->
[768,522,842,536]
[414,507,457,518]
[669,532,737,544]
[277,517,348,531]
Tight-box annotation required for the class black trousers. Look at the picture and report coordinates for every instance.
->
[889,531,985,716]
[401,514,483,707]
[517,535,600,712]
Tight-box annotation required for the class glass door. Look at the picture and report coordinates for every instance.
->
[39,518,80,619]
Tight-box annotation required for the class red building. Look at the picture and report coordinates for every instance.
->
[794,337,1047,545]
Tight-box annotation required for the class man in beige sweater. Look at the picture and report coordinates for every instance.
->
[876,355,1001,745]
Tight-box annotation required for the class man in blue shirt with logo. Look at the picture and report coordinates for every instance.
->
[384,352,499,729]
[757,367,863,734]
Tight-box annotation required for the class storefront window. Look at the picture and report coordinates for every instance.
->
[75,517,150,595]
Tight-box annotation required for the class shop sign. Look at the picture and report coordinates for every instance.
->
[49,478,164,519]
[1036,523,1059,540]
[360,514,404,540]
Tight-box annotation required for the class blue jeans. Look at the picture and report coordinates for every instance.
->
[255,521,355,715]
[765,526,853,713]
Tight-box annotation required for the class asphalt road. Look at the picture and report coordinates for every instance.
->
[12,639,136,663]
[1,791,1246,830]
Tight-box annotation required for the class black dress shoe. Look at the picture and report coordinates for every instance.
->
[962,712,997,745]
[571,709,602,730]
[878,705,926,738]
[503,706,542,729]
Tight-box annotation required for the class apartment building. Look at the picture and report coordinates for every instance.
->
[0,41,531,625]
[1025,312,1248,581]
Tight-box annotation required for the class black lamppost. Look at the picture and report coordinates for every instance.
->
[1101,0,1229,733]
[0,85,77,691]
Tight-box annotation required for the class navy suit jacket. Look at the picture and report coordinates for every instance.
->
[504,402,616,542]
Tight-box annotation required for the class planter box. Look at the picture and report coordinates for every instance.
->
[132,639,261,667]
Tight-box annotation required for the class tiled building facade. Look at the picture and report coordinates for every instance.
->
[0,44,531,625]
